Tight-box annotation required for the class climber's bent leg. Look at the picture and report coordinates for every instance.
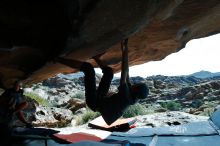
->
[97,67,113,99]
[80,62,97,111]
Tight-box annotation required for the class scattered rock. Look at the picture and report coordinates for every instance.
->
[10,96,38,127]
[33,106,74,127]
[135,111,208,128]
[155,108,167,113]
[58,98,86,113]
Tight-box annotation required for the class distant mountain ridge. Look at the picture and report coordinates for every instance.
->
[56,70,220,82]
[189,70,220,79]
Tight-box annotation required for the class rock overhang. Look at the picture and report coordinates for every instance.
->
[0,0,220,88]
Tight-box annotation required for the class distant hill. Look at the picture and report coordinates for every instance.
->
[189,70,220,79]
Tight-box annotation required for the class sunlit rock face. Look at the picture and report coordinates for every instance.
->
[0,0,220,88]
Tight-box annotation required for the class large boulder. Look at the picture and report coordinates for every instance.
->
[58,98,86,113]
[10,95,38,127]
[0,0,220,88]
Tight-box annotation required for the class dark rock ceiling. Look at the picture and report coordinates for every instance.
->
[0,0,220,88]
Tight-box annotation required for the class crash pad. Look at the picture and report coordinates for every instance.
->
[52,132,102,144]
[88,116,136,132]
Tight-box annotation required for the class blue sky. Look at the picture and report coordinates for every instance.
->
[111,33,220,77]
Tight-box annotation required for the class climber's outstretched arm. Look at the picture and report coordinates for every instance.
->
[119,39,131,99]
[120,39,129,85]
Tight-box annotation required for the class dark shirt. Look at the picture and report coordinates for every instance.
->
[98,85,136,125]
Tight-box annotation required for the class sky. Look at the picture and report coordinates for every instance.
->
[96,33,220,77]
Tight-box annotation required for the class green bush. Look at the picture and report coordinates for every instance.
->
[76,109,100,125]
[24,92,49,106]
[191,99,203,108]
[71,92,85,99]
[160,101,182,111]
[123,103,147,118]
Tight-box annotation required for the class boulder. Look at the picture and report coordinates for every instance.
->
[58,98,86,113]
[0,1,220,88]
[33,106,74,128]
[10,95,38,127]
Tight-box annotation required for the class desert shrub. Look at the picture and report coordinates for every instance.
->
[72,92,85,99]
[123,103,147,118]
[76,109,100,125]
[191,99,203,108]
[160,101,182,111]
[24,92,49,106]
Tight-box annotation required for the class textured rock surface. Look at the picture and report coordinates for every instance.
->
[0,0,220,88]
[24,74,86,107]
[11,95,38,127]
[33,106,74,127]
[135,111,208,128]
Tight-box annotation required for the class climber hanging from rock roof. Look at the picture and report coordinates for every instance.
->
[56,39,149,125]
